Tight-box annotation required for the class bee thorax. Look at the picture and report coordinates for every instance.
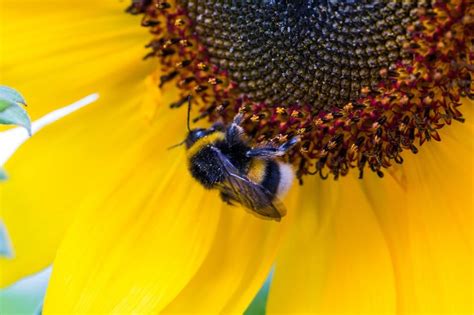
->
[188,146,226,188]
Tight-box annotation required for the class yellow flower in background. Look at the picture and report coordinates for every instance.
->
[0,0,472,314]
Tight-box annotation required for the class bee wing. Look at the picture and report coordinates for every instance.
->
[210,147,287,221]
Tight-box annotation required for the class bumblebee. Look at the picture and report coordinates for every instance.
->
[180,99,298,221]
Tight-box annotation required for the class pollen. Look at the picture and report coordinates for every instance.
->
[291,110,300,118]
[250,115,260,123]
[197,62,208,71]
[174,18,185,27]
[297,128,306,135]
[276,107,286,115]
[128,0,473,180]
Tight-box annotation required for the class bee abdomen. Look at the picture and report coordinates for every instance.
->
[247,159,279,197]
[261,160,281,196]
[247,159,294,199]
[275,162,294,198]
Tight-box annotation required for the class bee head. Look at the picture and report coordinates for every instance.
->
[167,95,219,150]
[185,128,216,149]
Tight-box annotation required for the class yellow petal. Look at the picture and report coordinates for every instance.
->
[43,154,220,313]
[358,99,473,314]
[267,100,473,313]
[162,186,298,313]
[43,108,294,313]
[0,0,151,119]
[267,174,397,313]
[0,73,156,287]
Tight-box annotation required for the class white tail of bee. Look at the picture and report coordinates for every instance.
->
[276,162,294,198]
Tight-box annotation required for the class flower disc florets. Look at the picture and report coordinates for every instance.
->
[128,0,473,180]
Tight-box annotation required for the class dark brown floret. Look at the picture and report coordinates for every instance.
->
[127,0,473,181]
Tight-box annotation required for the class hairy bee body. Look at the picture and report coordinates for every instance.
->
[184,115,297,221]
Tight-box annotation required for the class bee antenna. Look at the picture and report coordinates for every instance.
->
[167,140,186,150]
[186,95,192,132]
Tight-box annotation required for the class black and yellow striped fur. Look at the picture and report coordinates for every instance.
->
[185,114,298,221]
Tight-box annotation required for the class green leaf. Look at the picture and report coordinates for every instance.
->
[0,97,32,135]
[0,267,51,315]
[0,85,31,134]
[0,85,27,108]
[244,270,273,315]
[0,220,14,258]
[0,168,7,181]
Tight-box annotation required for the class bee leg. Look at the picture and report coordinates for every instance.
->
[279,136,300,151]
[246,136,300,158]
[225,113,245,145]
[211,121,226,132]
[220,191,236,206]
[232,112,244,125]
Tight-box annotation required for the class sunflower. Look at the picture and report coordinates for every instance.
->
[0,0,473,313]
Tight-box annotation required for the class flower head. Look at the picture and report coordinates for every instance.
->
[128,0,472,179]
[0,1,472,314]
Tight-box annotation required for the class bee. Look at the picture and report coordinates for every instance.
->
[175,97,298,221]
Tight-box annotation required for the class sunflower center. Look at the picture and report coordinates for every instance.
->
[128,0,473,180]
[180,1,415,110]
